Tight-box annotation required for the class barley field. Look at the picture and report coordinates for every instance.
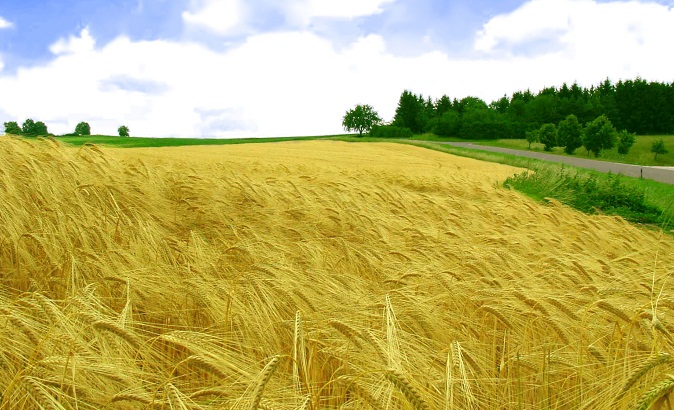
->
[1,137,673,409]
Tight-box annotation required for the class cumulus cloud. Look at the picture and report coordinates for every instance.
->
[182,0,396,34]
[1,0,672,138]
[182,0,246,35]
[50,28,96,55]
[0,16,12,29]
[475,0,674,60]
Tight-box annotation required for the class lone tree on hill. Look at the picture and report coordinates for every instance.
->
[3,121,22,135]
[582,115,616,157]
[651,138,669,160]
[118,125,130,137]
[538,123,557,151]
[557,114,582,154]
[342,104,382,137]
[75,122,91,136]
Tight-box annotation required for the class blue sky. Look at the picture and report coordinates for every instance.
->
[1,0,673,137]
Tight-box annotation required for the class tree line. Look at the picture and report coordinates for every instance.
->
[3,119,130,137]
[389,78,674,139]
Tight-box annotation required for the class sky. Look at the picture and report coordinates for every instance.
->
[0,0,673,138]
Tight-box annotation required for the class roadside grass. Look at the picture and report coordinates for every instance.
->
[50,133,346,147]
[478,135,674,166]
[389,140,674,232]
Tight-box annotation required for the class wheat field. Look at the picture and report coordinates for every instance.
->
[1,137,673,409]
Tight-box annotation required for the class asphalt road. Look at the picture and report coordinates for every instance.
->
[441,142,674,185]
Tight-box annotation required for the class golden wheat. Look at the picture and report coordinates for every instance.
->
[0,138,673,409]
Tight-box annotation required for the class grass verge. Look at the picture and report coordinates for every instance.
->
[477,135,674,166]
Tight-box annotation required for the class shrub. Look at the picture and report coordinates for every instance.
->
[651,138,668,160]
[616,130,636,156]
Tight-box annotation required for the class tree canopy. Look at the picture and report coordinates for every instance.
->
[21,119,48,136]
[118,125,130,137]
[538,123,558,151]
[377,78,674,139]
[3,121,22,135]
[342,105,382,137]
[75,122,91,136]
[557,115,583,154]
[582,115,616,157]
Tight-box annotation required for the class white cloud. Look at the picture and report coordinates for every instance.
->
[0,16,12,29]
[475,0,576,52]
[182,0,245,35]
[475,0,674,61]
[49,28,96,55]
[305,0,396,19]
[1,0,673,138]
[281,0,395,26]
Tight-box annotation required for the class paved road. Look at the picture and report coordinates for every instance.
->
[440,142,674,185]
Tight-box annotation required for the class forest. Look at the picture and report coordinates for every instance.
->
[390,78,674,139]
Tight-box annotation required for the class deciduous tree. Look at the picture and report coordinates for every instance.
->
[539,123,557,151]
[342,105,382,137]
[3,121,22,135]
[557,114,582,154]
[651,138,669,160]
[525,130,539,149]
[21,119,48,136]
[118,125,130,137]
[75,122,91,136]
[582,115,616,157]
[616,130,636,156]
[22,119,36,135]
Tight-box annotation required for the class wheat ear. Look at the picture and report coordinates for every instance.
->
[478,305,512,329]
[251,355,282,410]
[635,375,674,410]
[338,375,381,409]
[93,320,141,348]
[167,383,189,410]
[616,353,671,400]
[384,369,429,410]
[187,355,228,378]
[329,319,363,348]
[596,300,631,323]
[24,377,58,410]
[450,341,477,410]
[110,392,151,404]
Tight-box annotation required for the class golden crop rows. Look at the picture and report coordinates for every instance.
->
[0,137,673,409]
